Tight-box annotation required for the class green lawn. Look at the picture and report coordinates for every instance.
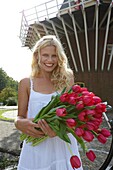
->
[0,109,14,121]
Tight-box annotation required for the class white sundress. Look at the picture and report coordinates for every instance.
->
[17,79,83,170]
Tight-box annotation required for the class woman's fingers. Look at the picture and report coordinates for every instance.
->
[26,121,45,138]
[38,119,56,137]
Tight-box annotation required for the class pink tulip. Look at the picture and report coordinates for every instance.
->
[97,134,107,144]
[93,96,102,104]
[82,130,94,142]
[100,128,111,137]
[85,109,96,116]
[68,96,77,105]
[56,108,67,117]
[81,91,90,96]
[83,95,93,105]
[70,155,81,169]
[60,93,69,102]
[72,84,81,93]
[81,87,88,92]
[93,112,102,118]
[95,103,106,113]
[66,118,77,128]
[86,122,95,130]
[78,111,86,121]
[76,101,84,110]
[86,150,96,162]
[75,127,84,137]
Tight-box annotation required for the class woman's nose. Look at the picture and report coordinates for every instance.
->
[48,56,53,61]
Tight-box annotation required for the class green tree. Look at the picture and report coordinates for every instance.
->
[0,67,18,92]
[0,87,17,105]
[0,68,8,92]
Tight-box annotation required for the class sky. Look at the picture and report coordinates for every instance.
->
[0,0,56,82]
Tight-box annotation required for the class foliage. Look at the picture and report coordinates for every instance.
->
[0,68,18,92]
[0,87,17,105]
[6,97,17,106]
[0,68,18,105]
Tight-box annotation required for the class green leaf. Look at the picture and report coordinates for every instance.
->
[67,127,87,153]
[85,105,96,110]
[49,122,71,143]
[67,87,72,93]
[60,87,67,95]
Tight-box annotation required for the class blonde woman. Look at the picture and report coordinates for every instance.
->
[15,35,83,170]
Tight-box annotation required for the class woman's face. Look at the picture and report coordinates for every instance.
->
[38,45,58,73]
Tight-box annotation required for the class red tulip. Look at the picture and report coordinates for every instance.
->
[82,130,94,142]
[70,155,81,169]
[76,101,84,110]
[100,128,111,137]
[81,87,88,92]
[95,103,106,113]
[97,134,107,144]
[78,111,90,122]
[56,108,67,117]
[60,93,69,102]
[93,96,102,104]
[86,122,95,130]
[68,96,77,105]
[86,150,96,162]
[75,127,84,137]
[72,85,81,93]
[66,118,77,128]
[83,95,93,105]
[85,109,96,116]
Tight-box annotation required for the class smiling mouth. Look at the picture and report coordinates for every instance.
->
[45,63,54,67]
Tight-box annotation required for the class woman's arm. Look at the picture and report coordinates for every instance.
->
[15,78,45,138]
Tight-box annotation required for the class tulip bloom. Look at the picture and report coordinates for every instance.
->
[70,155,81,169]
[97,134,107,144]
[82,130,94,142]
[86,122,95,130]
[93,96,102,104]
[75,127,84,137]
[76,101,84,110]
[66,118,77,128]
[83,95,93,105]
[60,93,69,102]
[72,84,81,93]
[86,150,96,162]
[100,128,111,137]
[56,108,67,117]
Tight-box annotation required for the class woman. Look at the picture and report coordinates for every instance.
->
[15,35,83,170]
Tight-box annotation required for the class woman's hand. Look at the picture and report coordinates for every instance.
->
[15,118,45,138]
[38,119,56,138]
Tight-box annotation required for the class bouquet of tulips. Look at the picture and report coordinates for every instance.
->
[20,84,111,169]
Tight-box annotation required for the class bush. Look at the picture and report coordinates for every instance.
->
[6,97,17,106]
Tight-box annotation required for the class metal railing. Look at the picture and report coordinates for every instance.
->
[19,0,99,43]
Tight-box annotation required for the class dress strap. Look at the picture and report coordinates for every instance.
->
[30,78,33,91]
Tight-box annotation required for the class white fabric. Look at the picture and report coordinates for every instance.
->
[17,79,83,170]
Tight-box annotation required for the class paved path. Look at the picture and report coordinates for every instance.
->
[0,108,21,155]
[0,109,113,169]
[2,110,18,119]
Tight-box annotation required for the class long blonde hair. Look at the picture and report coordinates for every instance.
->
[31,35,73,91]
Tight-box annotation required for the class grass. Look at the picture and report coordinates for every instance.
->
[0,109,14,121]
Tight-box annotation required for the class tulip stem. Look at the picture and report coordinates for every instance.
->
[66,142,73,156]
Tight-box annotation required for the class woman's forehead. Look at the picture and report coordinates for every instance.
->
[40,45,56,52]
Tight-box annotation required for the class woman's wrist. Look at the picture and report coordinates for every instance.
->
[14,116,25,129]
[14,118,18,128]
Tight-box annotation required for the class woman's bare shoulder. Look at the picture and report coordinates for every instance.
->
[19,78,30,89]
